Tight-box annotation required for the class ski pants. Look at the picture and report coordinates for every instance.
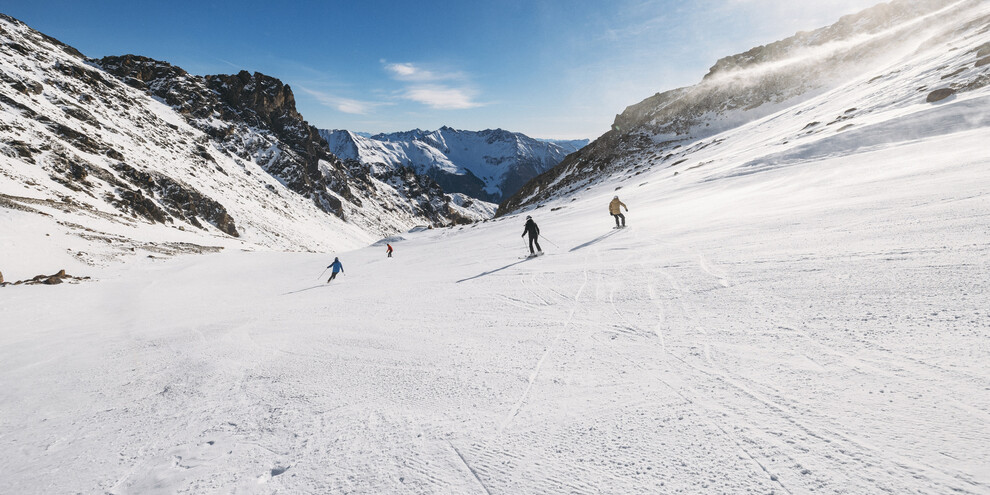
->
[528,235,542,254]
[328,271,339,282]
[612,213,625,227]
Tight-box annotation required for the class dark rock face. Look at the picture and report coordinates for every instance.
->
[34,137,239,235]
[926,88,956,102]
[98,56,357,219]
[110,162,239,236]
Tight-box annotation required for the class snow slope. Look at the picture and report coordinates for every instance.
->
[3,1,990,493]
[1,14,487,279]
[501,0,990,213]
[2,69,989,494]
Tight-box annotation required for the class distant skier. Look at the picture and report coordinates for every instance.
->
[386,243,393,258]
[521,215,542,255]
[609,195,628,228]
[326,257,344,282]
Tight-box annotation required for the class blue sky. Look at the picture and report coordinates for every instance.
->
[3,0,880,139]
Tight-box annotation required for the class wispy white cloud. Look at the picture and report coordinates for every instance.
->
[402,86,482,110]
[383,61,483,110]
[601,13,669,42]
[383,62,464,82]
[299,87,386,115]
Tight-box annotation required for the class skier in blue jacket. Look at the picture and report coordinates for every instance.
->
[326,257,344,282]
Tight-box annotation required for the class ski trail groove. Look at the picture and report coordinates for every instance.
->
[637,258,795,493]
[496,266,590,437]
[448,441,493,495]
[646,275,668,357]
[711,260,990,491]
[653,254,979,494]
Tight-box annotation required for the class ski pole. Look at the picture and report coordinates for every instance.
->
[539,235,560,248]
[316,267,328,281]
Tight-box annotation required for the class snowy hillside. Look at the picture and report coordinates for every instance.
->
[2,1,989,493]
[320,127,577,203]
[2,83,987,492]
[500,0,989,213]
[0,14,488,277]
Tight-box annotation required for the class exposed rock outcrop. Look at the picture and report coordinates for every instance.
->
[0,269,90,287]
[927,88,956,102]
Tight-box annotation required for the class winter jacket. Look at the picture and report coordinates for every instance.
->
[609,198,628,215]
[329,260,344,273]
[522,219,540,238]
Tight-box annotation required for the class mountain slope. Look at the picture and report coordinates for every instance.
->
[0,14,488,272]
[3,1,990,493]
[2,85,987,494]
[321,127,581,203]
[499,0,989,214]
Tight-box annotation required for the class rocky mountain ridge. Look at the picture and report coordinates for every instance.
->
[97,55,357,218]
[1,14,492,266]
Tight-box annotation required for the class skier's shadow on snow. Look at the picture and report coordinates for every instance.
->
[456,259,531,283]
[281,284,330,295]
[569,230,621,252]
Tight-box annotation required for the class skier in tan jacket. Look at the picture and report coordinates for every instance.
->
[609,196,628,228]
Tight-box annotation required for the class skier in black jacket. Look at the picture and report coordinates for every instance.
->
[521,215,542,255]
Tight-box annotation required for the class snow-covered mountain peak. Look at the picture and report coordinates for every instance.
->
[321,126,581,203]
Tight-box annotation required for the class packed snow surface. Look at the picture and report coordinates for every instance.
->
[3,89,989,493]
[4,2,990,488]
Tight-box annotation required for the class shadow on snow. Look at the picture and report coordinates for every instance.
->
[281,284,332,295]
[456,258,532,283]
[569,229,622,252]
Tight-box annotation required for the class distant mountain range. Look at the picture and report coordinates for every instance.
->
[498,0,987,214]
[320,127,587,203]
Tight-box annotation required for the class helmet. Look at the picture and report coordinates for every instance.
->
[526,215,532,219]
[613,195,618,199]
